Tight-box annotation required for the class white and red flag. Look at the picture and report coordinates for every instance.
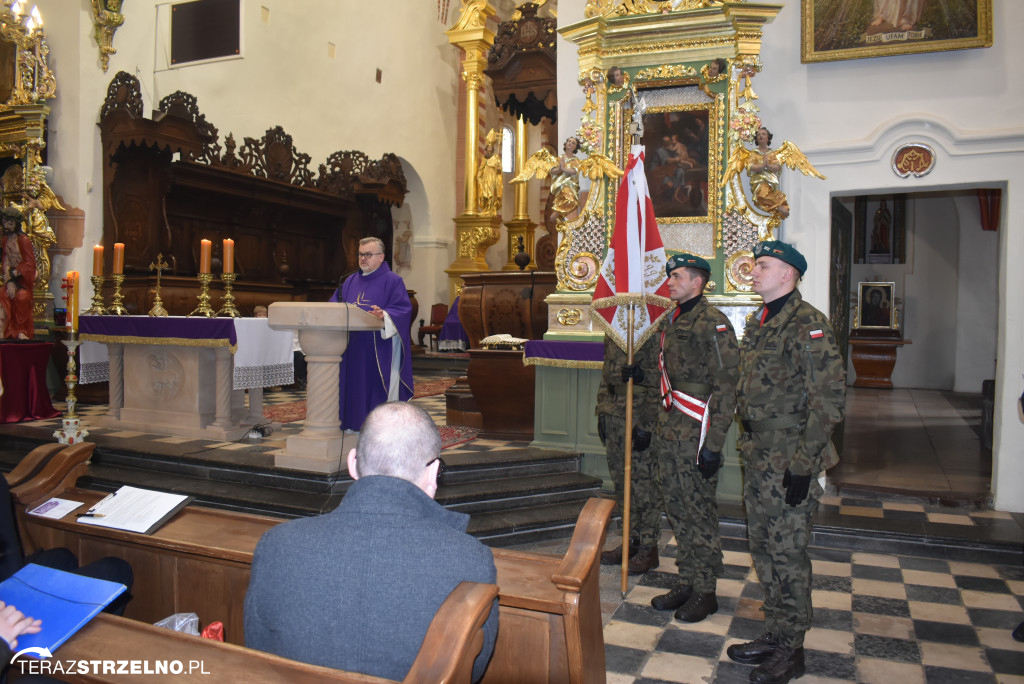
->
[591,144,672,350]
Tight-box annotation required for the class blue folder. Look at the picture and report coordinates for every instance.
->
[0,563,127,656]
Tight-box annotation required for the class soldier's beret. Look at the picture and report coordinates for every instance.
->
[753,240,806,277]
[666,252,711,277]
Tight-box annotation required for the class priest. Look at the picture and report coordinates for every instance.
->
[329,237,414,431]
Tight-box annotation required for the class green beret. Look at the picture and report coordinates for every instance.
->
[753,240,806,277]
[666,252,711,277]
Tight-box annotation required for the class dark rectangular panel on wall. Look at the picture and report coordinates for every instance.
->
[171,0,240,65]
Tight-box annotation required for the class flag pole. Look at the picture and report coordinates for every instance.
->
[621,302,635,598]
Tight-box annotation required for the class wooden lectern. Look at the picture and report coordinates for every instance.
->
[268,302,383,473]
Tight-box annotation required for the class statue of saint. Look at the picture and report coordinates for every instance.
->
[0,207,35,339]
[476,130,503,216]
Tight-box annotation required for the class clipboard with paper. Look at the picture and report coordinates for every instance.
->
[76,485,193,535]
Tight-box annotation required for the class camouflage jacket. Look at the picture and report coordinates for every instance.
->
[737,289,846,475]
[595,334,660,430]
[656,297,739,450]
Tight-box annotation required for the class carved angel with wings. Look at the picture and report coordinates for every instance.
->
[512,136,623,219]
[722,125,825,224]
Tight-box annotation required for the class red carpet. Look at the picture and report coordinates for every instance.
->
[263,378,456,424]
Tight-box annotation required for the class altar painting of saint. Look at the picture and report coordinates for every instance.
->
[642,108,710,220]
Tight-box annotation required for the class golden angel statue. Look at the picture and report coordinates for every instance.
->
[512,136,623,219]
[476,129,503,216]
[722,125,825,225]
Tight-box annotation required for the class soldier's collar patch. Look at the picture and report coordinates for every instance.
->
[809,329,824,339]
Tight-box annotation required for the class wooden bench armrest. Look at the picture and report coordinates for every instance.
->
[29,582,497,683]
[550,497,614,592]
[4,443,67,487]
[10,442,95,507]
[405,581,498,683]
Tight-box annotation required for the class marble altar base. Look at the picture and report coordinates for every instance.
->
[100,344,265,442]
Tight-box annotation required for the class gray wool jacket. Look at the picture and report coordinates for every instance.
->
[244,475,498,682]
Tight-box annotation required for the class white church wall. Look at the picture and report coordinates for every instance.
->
[952,193,998,394]
[890,195,957,390]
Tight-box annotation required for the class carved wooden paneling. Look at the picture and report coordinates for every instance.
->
[98,71,408,315]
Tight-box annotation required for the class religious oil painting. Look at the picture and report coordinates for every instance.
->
[801,0,993,63]
[641,107,711,221]
[856,281,896,329]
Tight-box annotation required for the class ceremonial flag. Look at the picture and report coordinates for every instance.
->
[591,144,672,349]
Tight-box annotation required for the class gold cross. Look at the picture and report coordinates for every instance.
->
[149,253,168,288]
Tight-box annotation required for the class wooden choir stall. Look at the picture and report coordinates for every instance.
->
[8,444,612,684]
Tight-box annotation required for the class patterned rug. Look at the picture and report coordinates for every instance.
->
[263,378,456,424]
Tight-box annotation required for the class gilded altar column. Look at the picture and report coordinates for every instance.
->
[502,115,537,271]
[445,1,502,299]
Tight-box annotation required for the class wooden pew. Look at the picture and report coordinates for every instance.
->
[10,444,613,684]
[12,581,496,684]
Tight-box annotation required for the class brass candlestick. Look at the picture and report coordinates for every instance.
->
[54,334,89,445]
[188,272,216,317]
[216,272,241,317]
[109,273,128,315]
[83,275,108,315]
[148,254,169,317]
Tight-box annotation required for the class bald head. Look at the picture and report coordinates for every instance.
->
[349,402,441,494]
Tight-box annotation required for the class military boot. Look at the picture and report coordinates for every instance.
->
[626,545,658,574]
[674,592,718,623]
[749,645,804,684]
[727,633,779,664]
[600,538,638,566]
[651,583,693,610]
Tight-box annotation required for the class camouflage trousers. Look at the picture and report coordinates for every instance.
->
[604,413,662,547]
[744,466,823,649]
[652,432,723,593]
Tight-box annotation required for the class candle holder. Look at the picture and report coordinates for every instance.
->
[109,273,128,315]
[54,334,89,445]
[216,272,241,318]
[188,273,216,317]
[82,275,108,315]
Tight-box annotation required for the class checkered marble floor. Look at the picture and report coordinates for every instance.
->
[517,528,1024,684]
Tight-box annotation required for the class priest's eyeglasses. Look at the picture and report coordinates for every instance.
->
[358,251,383,259]
[427,456,446,484]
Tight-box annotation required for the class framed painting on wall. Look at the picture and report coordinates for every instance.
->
[856,281,896,329]
[801,0,993,63]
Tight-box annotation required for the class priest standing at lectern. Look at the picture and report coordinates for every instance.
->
[329,237,414,431]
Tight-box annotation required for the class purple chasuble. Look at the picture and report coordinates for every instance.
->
[329,262,414,429]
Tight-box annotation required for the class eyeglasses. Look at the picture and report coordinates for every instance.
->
[358,251,383,259]
[427,456,446,484]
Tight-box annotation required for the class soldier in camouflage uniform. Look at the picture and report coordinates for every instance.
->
[648,253,739,623]
[727,241,846,684]
[596,333,663,574]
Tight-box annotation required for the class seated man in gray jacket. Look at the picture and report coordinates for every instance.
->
[244,401,498,681]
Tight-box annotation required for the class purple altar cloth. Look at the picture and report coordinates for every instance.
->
[523,340,604,368]
[79,316,238,349]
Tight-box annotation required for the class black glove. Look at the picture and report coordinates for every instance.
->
[620,363,644,384]
[598,414,607,445]
[696,446,722,480]
[782,469,812,506]
[632,427,651,451]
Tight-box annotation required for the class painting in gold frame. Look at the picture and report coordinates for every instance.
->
[856,281,896,330]
[801,0,992,63]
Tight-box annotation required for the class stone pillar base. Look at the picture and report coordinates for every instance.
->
[274,431,359,474]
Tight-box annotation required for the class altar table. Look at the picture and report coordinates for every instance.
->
[0,342,60,424]
[79,317,293,440]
